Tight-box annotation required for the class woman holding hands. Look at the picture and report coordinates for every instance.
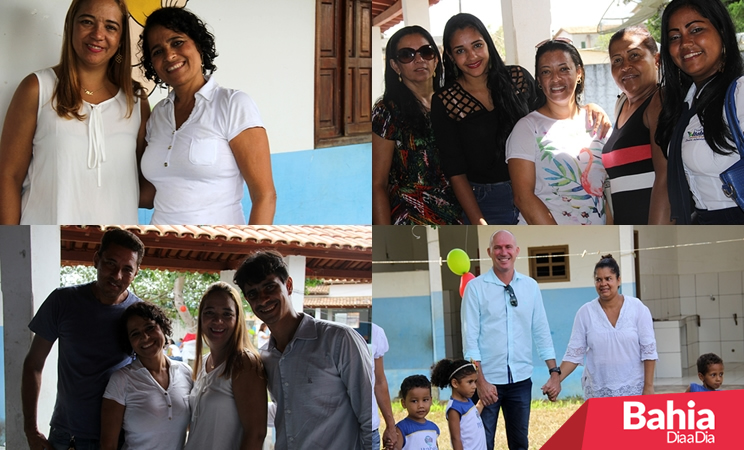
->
[555,255,657,399]
[140,7,276,224]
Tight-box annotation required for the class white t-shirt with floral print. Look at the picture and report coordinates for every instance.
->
[506,109,609,225]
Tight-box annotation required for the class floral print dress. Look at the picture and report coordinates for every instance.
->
[506,109,609,225]
[372,98,462,224]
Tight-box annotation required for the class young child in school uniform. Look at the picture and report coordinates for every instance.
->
[686,353,724,392]
[394,375,439,450]
[431,359,486,450]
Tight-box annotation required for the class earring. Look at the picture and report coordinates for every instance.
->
[115,52,123,64]
[453,65,459,77]
[397,73,402,82]
[720,47,727,73]
[577,78,582,85]
[433,70,436,79]
[537,83,542,90]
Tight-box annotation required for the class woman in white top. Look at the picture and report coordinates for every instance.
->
[555,255,657,399]
[0,0,148,224]
[139,7,276,225]
[185,282,267,450]
[506,38,609,225]
[101,302,193,450]
[657,0,744,224]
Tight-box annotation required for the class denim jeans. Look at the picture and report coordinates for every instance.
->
[48,428,100,450]
[372,428,380,450]
[479,378,532,450]
[465,181,519,225]
[695,206,744,224]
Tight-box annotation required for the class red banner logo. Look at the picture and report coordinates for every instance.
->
[542,390,740,449]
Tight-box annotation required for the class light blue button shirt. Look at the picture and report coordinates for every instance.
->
[462,270,555,384]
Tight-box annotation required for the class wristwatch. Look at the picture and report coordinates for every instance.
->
[549,367,561,376]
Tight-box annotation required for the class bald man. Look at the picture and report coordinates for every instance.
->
[461,230,560,450]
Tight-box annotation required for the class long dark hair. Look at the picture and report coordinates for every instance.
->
[656,0,744,155]
[441,13,530,150]
[533,39,585,109]
[380,26,443,135]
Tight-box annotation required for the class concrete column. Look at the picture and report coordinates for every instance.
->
[284,255,306,313]
[618,225,636,297]
[1,225,60,449]
[501,0,551,68]
[425,227,446,369]
[373,25,385,105]
[401,0,431,30]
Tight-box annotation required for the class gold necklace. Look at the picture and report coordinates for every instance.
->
[83,85,105,96]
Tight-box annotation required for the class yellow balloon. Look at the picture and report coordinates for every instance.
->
[446,249,470,276]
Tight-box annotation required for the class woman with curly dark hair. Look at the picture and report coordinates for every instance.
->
[657,0,744,224]
[139,7,276,225]
[372,25,462,224]
[101,302,193,450]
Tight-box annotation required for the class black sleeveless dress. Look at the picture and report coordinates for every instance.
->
[602,95,656,224]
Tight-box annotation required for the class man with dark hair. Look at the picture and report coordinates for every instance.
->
[234,250,373,450]
[22,228,144,450]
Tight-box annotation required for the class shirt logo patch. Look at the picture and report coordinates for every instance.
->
[685,128,705,141]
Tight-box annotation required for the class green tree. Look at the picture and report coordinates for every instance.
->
[60,266,220,321]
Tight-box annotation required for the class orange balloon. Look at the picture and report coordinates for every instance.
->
[179,305,187,312]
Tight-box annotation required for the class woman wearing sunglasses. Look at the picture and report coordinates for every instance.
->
[506,39,609,224]
[372,25,462,224]
[139,7,276,225]
[552,255,657,400]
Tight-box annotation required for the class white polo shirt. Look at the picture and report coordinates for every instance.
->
[680,77,742,211]
[104,358,193,450]
[142,75,264,224]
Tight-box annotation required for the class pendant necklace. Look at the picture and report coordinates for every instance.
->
[83,86,105,96]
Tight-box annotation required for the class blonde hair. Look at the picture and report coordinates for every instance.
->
[194,282,263,380]
[54,0,145,120]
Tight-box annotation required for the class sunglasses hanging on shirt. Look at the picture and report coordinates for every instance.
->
[505,285,518,307]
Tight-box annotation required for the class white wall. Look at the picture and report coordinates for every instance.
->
[373,271,430,298]
[475,225,623,289]
[0,0,315,154]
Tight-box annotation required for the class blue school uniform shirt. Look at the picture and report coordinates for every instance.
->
[397,417,439,450]
[689,383,717,392]
[446,398,486,450]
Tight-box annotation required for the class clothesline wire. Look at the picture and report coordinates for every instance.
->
[371,237,744,265]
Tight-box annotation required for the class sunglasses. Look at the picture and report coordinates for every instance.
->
[396,45,436,64]
[505,285,518,307]
[535,37,573,49]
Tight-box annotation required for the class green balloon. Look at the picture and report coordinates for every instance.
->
[447,248,470,275]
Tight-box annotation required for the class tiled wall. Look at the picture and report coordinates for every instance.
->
[645,271,744,378]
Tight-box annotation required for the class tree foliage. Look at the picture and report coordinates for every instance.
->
[646,1,744,41]
[60,266,221,320]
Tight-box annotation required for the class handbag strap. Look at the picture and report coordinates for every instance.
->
[724,80,744,160]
